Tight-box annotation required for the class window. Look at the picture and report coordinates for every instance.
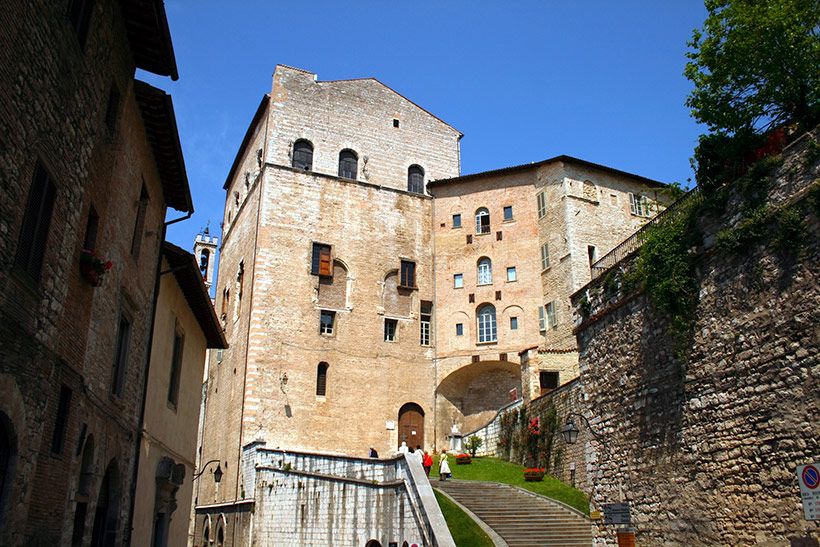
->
[316,362,328,397]
[540,371,559,395]
[167,330,184,408]
[583,180,597,201]
[319,310,335,335]
[111,314,131,396]
[199,249,210,281]
[83,206,99,252]
[15,162,55,281]
[420,301,432,346]
[506,266,516,282]
[131,185,149,257]
[104,84,120,131]
[452,214,461,228]
[538,306,546,332]
[67,0,95,48]
[629,193,651,217]
[503,206,513,221]
[540,243,550,270]
[311,243,332,276]
[455,323,464,336]
[537,191,546,218]
[400,260,416,288]
[233,261,244,322]
[216,349,224,364]
[407,165,424,194]
[546,301,557,328]
[477,257,492,285]
[393,119,400,128]
[221,287,229,319]
[292,139,313,170]
[476,304,497,343]
[51,385,72,455]
[384,318,398,342]
[454,273,463,289]
[510,316,518,330]
[338,149,358,179]
[475,208,490,234]
[588,245,597,266]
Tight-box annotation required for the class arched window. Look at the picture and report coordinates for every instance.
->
[338,149,358,179]
[407,165,424,194]
[216,524,225,547]
[477,257,492,285]
[316,362,329,397]
[475,207,490,234]
[199,249,210,280]
[477,304,497,343]
[292,139,313,170]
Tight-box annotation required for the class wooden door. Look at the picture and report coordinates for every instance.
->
[398,403,424,449]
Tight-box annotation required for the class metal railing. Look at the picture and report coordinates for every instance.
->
[590,186,702,278]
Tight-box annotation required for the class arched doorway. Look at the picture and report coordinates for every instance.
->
[365,541,382,547]
[90,461,120,547]
[398,403,424,449]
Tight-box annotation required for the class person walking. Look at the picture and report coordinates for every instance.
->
[438,450,451,481]
[422,450,433,477]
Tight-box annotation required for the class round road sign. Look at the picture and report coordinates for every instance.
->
[802,465,819,490]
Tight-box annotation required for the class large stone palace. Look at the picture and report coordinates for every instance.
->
[193,64,673,541]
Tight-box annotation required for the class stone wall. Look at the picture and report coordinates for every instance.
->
[571,130,820,545]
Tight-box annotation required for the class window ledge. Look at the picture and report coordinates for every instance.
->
[475,232,491,236]
[476,282,493,287]
[505,279,517,283]
[502,218,515,223]
[476,340,498,346]
[453,286,464,290]
[316,395,327,402]
[541,267,551,274]
[398,285,418,291]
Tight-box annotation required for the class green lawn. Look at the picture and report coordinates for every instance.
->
[433,489,495,547]
[432,456,589,515]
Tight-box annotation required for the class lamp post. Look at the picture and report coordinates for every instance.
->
[561,412,602,444]
[193,459,223,483]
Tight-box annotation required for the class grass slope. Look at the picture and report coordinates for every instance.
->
[432,456,589,515]
[433,489,495,547]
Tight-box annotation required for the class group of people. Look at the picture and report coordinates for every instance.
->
[395,442,452,481]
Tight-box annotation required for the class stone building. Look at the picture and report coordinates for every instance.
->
[194,64,670,544]
[428,159,669,442]
[131,242,226,547]
[0,1,191,545]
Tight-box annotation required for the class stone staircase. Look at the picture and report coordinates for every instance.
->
[436,480,592,547]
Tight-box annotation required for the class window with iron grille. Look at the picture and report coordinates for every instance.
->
[407,165,424,194]
[475,208,490,234]
[15,162,55,281]
[292,139,313,170]
[420,301,432,346]
[316,362,329,396]
[477,304,497,343]
[338,149,358,179]
[319,310,335,335]
[384,318,398,342]
[540,243,550,270]
[400,260,416,288]
[311,243,332,276]
[477,257,492,285]
[537,191,547,218]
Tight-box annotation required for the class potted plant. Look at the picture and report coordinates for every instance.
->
[455,453,472,465]
[523,467,546,482]
[79,249,113,287]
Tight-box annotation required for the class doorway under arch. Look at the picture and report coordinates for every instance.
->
[398,402,424,449]
[90,460,120,547]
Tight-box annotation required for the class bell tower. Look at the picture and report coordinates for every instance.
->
[194,226,218,291]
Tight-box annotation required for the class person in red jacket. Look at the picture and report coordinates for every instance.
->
[422,450,433,476]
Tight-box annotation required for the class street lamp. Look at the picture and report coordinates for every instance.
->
[193,459,223,483]
[561,413,602,444]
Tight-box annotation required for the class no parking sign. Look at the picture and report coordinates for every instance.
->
[797,462,820,520]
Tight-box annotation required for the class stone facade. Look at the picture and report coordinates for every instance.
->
[571,130,820,545]
[0,1,187,545]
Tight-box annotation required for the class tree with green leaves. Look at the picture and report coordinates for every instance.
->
[685,0,820,135]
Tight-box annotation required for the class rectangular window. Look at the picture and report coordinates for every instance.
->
[537,191,546,218]
[466,234,473,244]
[503,206,513,221]
[510,316,518,330]
[51,384,72,455]
[588,245,597,266]
[455,323,464,336]
[420,301,432,346]
[629,193,651,217]
[452,214,461,228]
[384,318,398,342]
[15,162,56,281]
[540,371,560,395]
[539,306,546,332]
[454,273,463,289]
[167,330,184,408]
[506,266,517,282]
[546,301,557,328]
[400,260,416,288]
[540,243,550,270]
[83,206,99,252]
[319,310,335,335]
[311,243,332,276]
[111,314,131,396]
[131,185,149,257]
[316,363,328,396]
[216,348,224,364]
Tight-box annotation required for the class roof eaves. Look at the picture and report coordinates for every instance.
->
[120,0,179,81]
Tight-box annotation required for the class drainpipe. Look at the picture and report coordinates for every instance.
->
[124,208,193,545]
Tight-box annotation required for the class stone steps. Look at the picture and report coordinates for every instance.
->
[436,480,592,546]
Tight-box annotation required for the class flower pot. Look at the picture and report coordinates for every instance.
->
[455,455,472,465]
[523,468,545,482]
[80,263,102,287]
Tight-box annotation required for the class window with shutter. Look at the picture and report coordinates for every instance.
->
[475,208,490,234]
[311,243,333,276]
[538,306,546,331]
[400,260,416,289]
[540,243,550,270]
[537,191,547,218]
[15,162,56,281]
[546,301,557,328]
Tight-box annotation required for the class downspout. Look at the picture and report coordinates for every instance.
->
[124,208,193,545]
[429,186,439,452]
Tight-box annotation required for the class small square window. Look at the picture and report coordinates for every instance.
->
[452,214,461,228]
[320,310,335,335]
[510,317,518,330]
[503,206,513,221]
[384,318,398,342]
[455,323,464,336]
[454,273,463,289]
[393,118,400,128]
[506,267,517,282]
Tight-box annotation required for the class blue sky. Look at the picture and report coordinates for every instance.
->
[139,1,708,256]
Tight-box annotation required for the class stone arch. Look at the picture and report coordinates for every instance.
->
[397,403,425,449]
[365,541,382,547]
[382,270,412,317]
[318,259,350,309]
[215,513,227,546]
[202,514,212,545]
